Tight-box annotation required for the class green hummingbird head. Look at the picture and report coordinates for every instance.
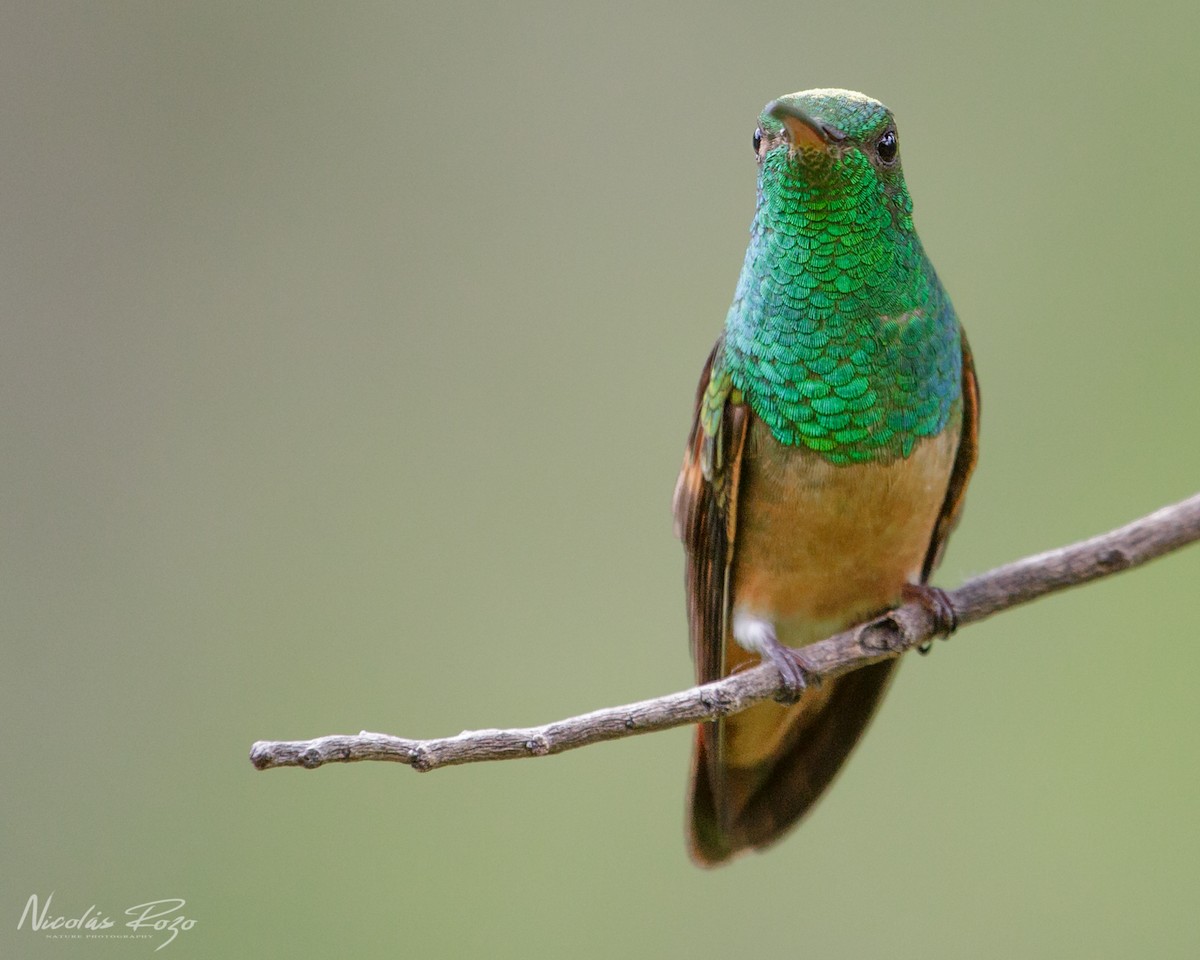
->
[723,87,961,462]
[753,88,913,233]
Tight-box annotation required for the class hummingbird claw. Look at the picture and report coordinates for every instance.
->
[901,584,959,655]
[761,639,821,704]
[732,611,820,703]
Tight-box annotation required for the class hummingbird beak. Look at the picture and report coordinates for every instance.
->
[766,100,847,150]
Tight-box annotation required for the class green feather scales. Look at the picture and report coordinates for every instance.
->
[722,91,961,465]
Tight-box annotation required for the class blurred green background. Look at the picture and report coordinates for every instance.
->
[4,2,1199,957]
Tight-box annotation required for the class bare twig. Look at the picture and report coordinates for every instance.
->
[250,493,1200,773]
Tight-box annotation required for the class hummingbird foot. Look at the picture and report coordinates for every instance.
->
[763,642,822,704]
[732,611,818,703]
[901,584,959,655]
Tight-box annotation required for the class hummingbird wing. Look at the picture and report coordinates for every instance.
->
[672,337,748,689]
[673,337,758,864]
[922,325,980,579]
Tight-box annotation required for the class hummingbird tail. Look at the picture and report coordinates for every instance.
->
[687,659,897,866]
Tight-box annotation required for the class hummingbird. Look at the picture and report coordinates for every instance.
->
[673,88,979,866]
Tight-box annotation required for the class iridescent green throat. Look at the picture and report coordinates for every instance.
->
[722,146,961,465]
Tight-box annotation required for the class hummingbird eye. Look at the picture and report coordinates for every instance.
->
[876,128,898,164]
[752,127,763,157]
